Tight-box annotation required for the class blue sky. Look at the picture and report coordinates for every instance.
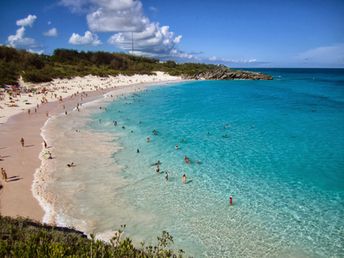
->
[0,0,343,67]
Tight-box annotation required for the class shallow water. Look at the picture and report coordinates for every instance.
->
[43,69,344,257]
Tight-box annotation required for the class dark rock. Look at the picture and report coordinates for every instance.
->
[185,67,272,80]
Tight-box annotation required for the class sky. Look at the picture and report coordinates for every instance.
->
[0,0,343,67]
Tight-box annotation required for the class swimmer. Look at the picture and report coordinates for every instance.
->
[229,195,233,205]
[151,160,161,166]
[137,149,140,153]
[165,172,169,181]
[156,165,160,173]
[182,174,187,184]
[175,144,179,150]
[184,156,190,164]
[146,137,150,143]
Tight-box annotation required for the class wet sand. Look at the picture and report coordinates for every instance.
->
[0,79,183,222]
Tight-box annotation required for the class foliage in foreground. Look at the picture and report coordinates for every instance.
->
[0,216,186,257]
[0,46,218,85]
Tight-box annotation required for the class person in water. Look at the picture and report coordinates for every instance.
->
[175,144,179,150]
[184,156,190,164]
[165,172,169,181]
[156,165,160,173]
[182,174,187,184]
[152,160,161,166]
[229,195,233,205]
[146,137,150,143]
[137,148,140,153]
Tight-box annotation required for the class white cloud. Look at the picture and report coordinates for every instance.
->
[296,43,344,66]
[149,6,158,12]
[170,49,195,60]
[69,31,101,46]
[61,0,182,57]
[28,49,44,55]
[87,3,147,32]
[207,56,259,64]
[7,26,36,48]
[108,23,182,56]
[44,28,58,37]
[16,14,37,27]
[59,0,88,12]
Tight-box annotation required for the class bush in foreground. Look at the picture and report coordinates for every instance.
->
[0,216,186,257]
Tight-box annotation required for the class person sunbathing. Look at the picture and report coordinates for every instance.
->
[67,162,76,168]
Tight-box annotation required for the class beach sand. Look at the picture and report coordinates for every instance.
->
[0,72,183,222]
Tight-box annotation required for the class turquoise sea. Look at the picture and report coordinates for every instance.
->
[46,69,344,257]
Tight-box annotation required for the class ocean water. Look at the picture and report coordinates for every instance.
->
[44,69,344,257]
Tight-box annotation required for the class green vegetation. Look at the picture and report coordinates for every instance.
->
[0,216,186,257]
[0,46,217,86]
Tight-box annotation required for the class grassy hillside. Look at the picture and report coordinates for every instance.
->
[0,216,185,257]
[0,46,217,86]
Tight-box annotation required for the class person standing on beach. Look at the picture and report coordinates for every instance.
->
[1,168,8,182]
[43,141,47,148]
[20,137,24,147]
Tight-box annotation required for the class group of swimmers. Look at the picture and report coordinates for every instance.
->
[107,114,235,203]
[153,161,187,184]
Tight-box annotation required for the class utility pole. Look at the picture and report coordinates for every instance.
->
[131,32,134,54]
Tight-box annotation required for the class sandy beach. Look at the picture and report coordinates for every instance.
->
[0,72,182,222]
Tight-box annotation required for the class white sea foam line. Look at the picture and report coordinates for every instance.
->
[31,115,57,224]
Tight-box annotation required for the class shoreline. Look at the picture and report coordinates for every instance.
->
[0,73,184,223]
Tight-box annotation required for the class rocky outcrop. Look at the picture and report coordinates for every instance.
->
[186,67,272,80]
